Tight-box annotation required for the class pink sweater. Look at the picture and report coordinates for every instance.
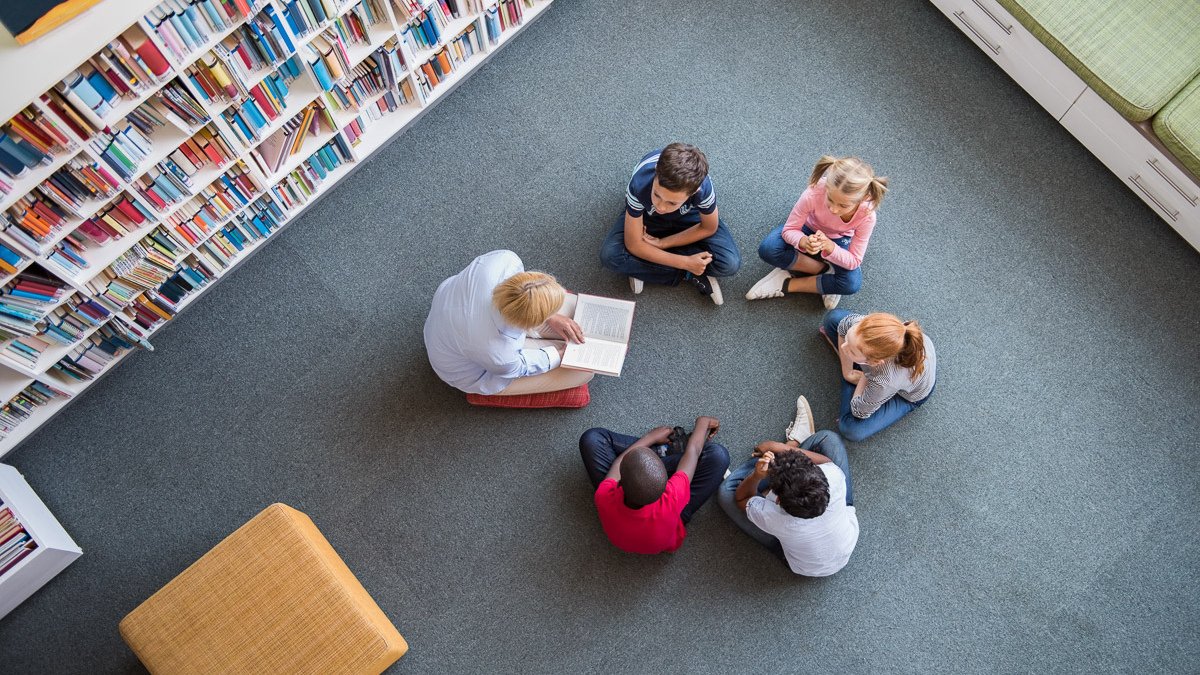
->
[781,178,877,270]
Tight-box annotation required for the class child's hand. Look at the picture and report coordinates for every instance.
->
[642,233,664,249]
[810,231,836,255]
[695,416,720,438]
[754,452,775,476]
[843,370,863,385]
[683,252,712,275]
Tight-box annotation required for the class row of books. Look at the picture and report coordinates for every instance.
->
[483,0,526,43]
[124,255,216,330]
[50,322,149,384]
[248,101,334,175]
[152,80,212,129]
[44,193,154,277]
[282,0,349,39]
[0,270,72,340]
[52,31,173,132]
[340,84,416,146]
[215,6,298,80]
[219,60,305,146]
[37,160,123,217]
[88,111,164,183]
[398,2,450,54]
[1,294,112,369]
[142,0,260,65]
[3,191,74,252]
[0,107,78,186]
[266,135,353,212]
[0,382,70,442]
[323,52,403,116]
[194,191,291,270]
[0,241,28,277]
[0,502,39,576]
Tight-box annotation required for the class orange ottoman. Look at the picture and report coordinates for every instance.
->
[119,503,407,675]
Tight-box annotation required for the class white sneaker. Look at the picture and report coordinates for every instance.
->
[784,395,815,444]
[708,276,723,306]
[746,267,791,300]
[629,276,644,294]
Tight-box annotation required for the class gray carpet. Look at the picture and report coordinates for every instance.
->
[3,0,1200,672]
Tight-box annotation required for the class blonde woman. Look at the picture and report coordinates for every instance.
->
[819,309,936,442]
[424,250,593,395]
[747,156,888,309]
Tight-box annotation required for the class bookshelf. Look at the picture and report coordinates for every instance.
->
[0,464,82,619]
[0,0,554,459]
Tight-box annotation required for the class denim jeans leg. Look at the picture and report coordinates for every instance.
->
[756,223,799,269]
[801,430,853,505]
[821,309,853,342]
[579,427,638,490]
[718,458,786,558]
[839,395,919,443]
[599,214,686,286]
[678,442,730,524]
[695,220,742,277]
[815,263,863,296]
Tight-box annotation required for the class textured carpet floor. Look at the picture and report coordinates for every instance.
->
[2,0,1199,673]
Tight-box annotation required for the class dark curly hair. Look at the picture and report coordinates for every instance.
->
[768,450,830,519]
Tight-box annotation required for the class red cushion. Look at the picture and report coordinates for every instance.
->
[466,384,590,408]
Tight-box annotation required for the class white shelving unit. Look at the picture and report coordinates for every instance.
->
[0,464,82,619]
[0,0,554,459]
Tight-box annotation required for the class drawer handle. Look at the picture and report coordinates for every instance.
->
[1147,159,1198,206]
[1129,175,1180,221]
[971,0,1013,34]
[953,11,1002,55]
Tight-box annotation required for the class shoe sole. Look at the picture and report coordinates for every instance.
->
[709,277,723,305]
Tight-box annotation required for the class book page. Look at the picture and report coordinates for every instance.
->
[562,339,626,376]
[573,294,635,344]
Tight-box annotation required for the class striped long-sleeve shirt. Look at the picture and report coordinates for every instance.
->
[838,313,937,418]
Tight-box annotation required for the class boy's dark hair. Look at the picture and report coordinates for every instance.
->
[620,447,668,508]
[768,450,830,519]
[655,143,709,194]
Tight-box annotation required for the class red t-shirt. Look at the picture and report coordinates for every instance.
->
[594,472,690,554]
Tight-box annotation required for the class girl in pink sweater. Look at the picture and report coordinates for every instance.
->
[747,156,888,309]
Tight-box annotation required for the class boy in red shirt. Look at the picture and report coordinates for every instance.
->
[579,417,729,554]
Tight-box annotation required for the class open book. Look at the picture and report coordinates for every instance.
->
[560,294,636,377]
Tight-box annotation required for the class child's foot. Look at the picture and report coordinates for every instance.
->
[686,273,723,305]
[629,276,644,294]
[784,395,815,444]
[822,294,842,310]
[745,267,791,300]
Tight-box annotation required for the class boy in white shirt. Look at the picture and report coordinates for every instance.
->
[716,396,859,576]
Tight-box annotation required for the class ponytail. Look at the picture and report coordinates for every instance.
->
[897,320,926,381]
[808,155,838,187]
[865,176,889,210]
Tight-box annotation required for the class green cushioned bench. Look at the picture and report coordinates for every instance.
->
[1154,77,1200,180]
[996,0,1200,122]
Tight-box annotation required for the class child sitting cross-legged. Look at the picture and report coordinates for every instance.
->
[579,417,730,554]
[717,396,859,576]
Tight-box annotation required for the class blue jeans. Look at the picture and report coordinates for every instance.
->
[717,430,853,563]
[757,223,862,296]
[600,213,742,286]
[579,427,730,524]
[822,309,935,442]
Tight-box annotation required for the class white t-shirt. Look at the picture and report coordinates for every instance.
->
[746,463,860,577]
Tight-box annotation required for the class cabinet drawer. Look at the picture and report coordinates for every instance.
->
[931,0,1087,119]
[1062,89,1200,248]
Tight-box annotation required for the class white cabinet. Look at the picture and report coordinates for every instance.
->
[928,0,1086,119]
[1060,89,1200,248]
[0,464,82,619]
